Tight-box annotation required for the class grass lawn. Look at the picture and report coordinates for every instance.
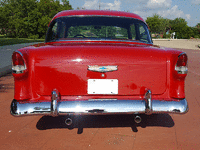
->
[0,35,44,46]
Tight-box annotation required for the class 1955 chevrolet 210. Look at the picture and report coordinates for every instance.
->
[11,10,188,124]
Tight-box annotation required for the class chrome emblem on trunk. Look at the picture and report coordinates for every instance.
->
[88,65,118,72]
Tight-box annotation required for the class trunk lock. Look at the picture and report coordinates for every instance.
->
[101,74,105,77]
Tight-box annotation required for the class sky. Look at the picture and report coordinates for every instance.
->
[64,0,200,27]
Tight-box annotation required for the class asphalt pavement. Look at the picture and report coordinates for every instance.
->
[0,48,199,150]
[0,42,43,77]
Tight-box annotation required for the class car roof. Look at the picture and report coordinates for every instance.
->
[51,10,145,23]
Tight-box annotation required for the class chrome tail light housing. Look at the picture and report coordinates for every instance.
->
[175,53,188,74]
[12,51,27,74]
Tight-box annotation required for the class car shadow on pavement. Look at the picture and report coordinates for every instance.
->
[36,114,174,133]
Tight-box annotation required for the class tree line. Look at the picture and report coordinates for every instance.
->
[0,0,72,39]
[0,1,199,39]
[146,14,200,39]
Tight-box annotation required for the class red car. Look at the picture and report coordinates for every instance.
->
[11,10,188,125]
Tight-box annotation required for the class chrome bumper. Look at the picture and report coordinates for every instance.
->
[10,90,188,116]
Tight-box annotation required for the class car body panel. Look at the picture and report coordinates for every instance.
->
[32,43,166,96]
[11,10,188,117]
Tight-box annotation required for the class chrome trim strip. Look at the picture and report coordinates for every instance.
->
[48,39,153,45]
[10,99,188,116]
[15,50,24,59]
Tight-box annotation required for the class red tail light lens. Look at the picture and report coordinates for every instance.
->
[176,53,187,67]
[12,51,26,74]
[175,53,188,74]
[12,52,25,66]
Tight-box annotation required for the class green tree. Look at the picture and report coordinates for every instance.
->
[196,23,200,28]
[146,14,199,39]
[0,0,72,38]
[194,23,200,38]
[37,0,72,38]
[146,14,166,34]
[0,0,38,37]
[170,18,192,39]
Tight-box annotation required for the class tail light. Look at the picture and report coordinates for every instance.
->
[175,53,188,74]
[12,51,27,74]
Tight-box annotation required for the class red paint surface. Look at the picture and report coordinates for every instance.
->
[13,41,186,101]
[50,10,145,25]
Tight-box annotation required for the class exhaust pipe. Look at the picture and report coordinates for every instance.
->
[65,118,73,126]
[134,115,142,123]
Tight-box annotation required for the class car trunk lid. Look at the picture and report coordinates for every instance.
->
[33,43,167,96]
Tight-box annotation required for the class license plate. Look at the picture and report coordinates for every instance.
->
[88,79,118,94]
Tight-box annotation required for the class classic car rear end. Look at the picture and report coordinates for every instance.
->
[11,10,188,124]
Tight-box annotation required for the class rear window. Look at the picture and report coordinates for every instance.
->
[67,25,128,39]
[46,16,152,44]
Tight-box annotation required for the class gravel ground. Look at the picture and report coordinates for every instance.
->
[153,39,200,50]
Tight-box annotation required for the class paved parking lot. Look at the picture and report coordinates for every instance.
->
[0,48,199,150]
